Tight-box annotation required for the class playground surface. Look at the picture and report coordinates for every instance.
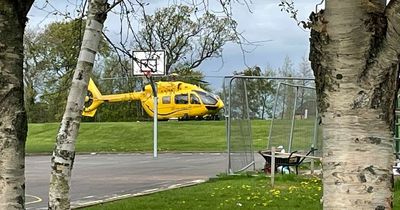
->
[26,153,264,209]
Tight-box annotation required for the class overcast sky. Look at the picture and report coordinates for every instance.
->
[27,0,320,88]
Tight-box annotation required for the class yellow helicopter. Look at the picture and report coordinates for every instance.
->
[83,78,224,120]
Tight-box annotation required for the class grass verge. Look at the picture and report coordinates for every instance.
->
[81,173,322,210]
[79,174,400,210]
[27,120,269,153]
[27,119,316,154]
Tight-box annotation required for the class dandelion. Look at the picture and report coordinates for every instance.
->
[272,189,281,195]
[301,181,309,185]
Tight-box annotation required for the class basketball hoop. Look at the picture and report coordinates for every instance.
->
[132,51,166,76]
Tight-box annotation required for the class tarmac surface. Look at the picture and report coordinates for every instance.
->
[26,153,264,209]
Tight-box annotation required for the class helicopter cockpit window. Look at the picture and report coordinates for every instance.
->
[190,94,201,104]
[162,96,171,104]
[194,90,218,105]
[175,94,188,104]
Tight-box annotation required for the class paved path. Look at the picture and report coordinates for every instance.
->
[26,153,263,209]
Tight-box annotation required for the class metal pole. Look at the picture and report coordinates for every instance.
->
[223,75,314,81]
[227,77,233,174]
[311,88,320,173]
[268,83,281,149]
[243,80,255,170]
[288,86,299,153]
[153,96,158,158]
[271,147,276,188]
[149,76,158,158]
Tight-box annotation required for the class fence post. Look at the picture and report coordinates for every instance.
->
[271,146,276,188]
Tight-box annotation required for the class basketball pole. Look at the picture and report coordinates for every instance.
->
[148,75,158,158]
[133,50,165,158]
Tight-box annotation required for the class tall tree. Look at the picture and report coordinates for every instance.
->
[48,0,109,209]
[308,0,399,208]
[0,1,34,209]
[24,19,109,122]
[232,66,274,119]
[134,4,237,73]
[296,55,314,116]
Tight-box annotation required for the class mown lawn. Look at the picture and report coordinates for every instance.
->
[80,174,400,210]
[27,119,317,154]
[82,174,322,210]
[26,120,275,153]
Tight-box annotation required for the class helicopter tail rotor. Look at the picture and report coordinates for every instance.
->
[82,78,104,117]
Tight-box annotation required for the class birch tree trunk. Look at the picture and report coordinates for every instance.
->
[309,0,400,209]
[0,1,34,210]
[48,0,108,209]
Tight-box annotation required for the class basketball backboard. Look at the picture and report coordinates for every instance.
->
[132,51,166,76]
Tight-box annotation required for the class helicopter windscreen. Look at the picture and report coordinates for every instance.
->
[194,90,218,105]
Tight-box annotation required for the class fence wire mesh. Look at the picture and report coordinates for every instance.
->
[224,77,320,174]
[268,82,320,155]
[224,78,254,173]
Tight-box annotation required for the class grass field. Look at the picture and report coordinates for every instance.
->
[82,174,323,210]
[27,119,318,154]
[26,120,268,153]
[80,173,400,210]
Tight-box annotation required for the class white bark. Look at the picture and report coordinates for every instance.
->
[0,1,33,210]
[48,0,108,209]
[310,0,400,209]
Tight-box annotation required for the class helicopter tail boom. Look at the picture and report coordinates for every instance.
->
[83,78,143,117]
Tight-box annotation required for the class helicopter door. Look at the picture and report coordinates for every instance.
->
[189,93,202,116]
[174,93,189,117]
[159,95,173,117]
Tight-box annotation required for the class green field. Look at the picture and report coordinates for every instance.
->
[81,173,400,210]
[83,174,323,210]
[26,119,318,154]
